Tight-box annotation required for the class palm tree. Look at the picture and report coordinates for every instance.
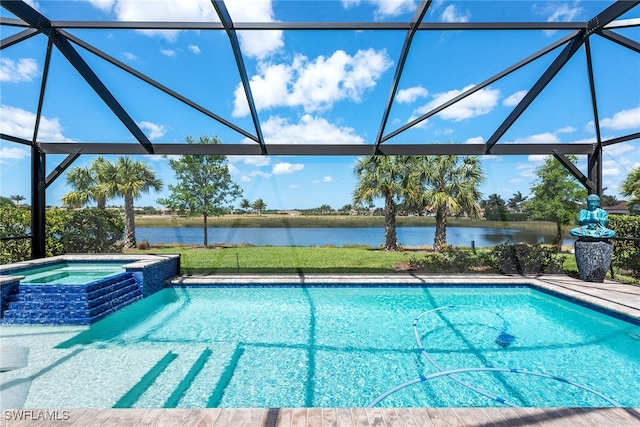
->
[62,156,111,209]
[507,191,528,212]
[9,194,25,205]
[353,155,413,251]
[98,157,162,249]
[621,167,640,213]
[481,193,507,221]
[413,155,485,250]
[252,198,266,215]
[240,198,252,213]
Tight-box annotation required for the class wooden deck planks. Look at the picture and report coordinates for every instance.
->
[4,408,640,426]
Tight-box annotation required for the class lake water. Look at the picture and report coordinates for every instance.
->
[136,226,574,248]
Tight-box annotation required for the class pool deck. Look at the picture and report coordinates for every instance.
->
[4,274,640,426]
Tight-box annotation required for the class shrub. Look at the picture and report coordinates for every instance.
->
[488,242,565,275]
[609,215,640,279]
[47,208,125,255]
[408,246,488,273]
[0,204,31,263]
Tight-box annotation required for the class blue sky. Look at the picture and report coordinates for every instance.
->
[1,0,639,210]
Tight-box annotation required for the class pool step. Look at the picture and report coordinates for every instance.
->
[1,273,143,325]
[116,344,237,409]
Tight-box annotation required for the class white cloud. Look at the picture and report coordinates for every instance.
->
[341,0,361,9]
[414,85,500,121]
[534,2,583,35]
[323,176,334,182]
[86,0,282,59]
[440,5,470,23]
[86,0,115,13]
[227,1,283,60]
[138,121,167,140]
[0,58,39,83]
[161,49,176,58]
[435,128,454,135]
[465,136,484,144]
[272,162,304,175]
[556,126,576,133]
[188,45,201,55]
[250,170,271,178]
[603,141,636,157]
[227,163,241,175]
[543,3,583,22]
[261,115,365,145]
[503,90,527,107]
[600,107,640,130]
[0,105,72,141]
[602,159,622,177]
[233,49,393,116]
[0,146,30,164]
[373,0,416,18]
[396,86,428,104]
[341,0,415,18]
[229,155,271,168]
[123,52,138,61]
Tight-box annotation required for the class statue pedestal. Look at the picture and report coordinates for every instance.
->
[574,240,613,283]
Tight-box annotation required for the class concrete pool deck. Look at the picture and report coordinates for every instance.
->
[3,274,640,426]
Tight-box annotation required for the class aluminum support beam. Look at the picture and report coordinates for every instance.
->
[485,0,638,154]
[0,133,31,145]
[31,145,46,259]
[602,132,640,146]
[383,32,577,143]
[374,0,431,153]
[597,29,640,54]
[44,150,82,189]
[38,142,597,156]
[1,0,155,154]
[0,27,38,49]
[211,0,266,154]
[38,20,591,31]
[61,30,258,143]
[484,34,585,154]
[585,39,603,196]
[552,151,597,194]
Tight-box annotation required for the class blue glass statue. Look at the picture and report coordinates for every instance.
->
[570,194,616,239]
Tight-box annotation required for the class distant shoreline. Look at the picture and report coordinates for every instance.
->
[135,214,564,233]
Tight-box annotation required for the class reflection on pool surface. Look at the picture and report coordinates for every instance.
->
[2,284,639,409]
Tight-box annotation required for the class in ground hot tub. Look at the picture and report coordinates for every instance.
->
[0,254,179,325]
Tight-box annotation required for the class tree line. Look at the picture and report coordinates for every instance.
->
[3,135,640,252]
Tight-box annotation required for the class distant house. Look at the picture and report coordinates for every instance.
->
[604,201,637,215]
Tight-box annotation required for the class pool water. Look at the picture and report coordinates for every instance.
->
[27,285,637,409]
[10,262,126,285]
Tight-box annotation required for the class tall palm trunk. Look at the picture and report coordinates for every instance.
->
[203,213,209,248]
[123,193,136,249]
[384,193,399,251]
[434,207,448,250]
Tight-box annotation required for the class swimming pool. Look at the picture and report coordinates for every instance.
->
[2,283,638,409]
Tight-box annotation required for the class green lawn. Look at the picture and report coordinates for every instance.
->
[129,244,638,284]
[133,245,410,274]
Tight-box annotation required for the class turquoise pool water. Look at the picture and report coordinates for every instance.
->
[7,262,126,285]
[48,286,640,409]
